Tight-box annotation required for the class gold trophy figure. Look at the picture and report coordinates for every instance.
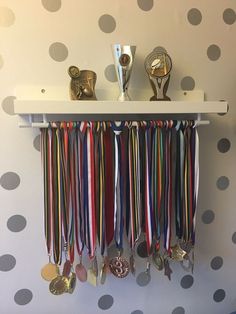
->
[68,65,97,100]
[145,48,172,101]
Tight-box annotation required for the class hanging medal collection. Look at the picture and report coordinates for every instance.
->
[40,120,199,295]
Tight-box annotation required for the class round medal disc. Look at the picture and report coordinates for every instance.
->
[75,263,87,282]
[109,256,130,278]
[67,272,76,294]
[41,263,59,281]
[49,276,69,295]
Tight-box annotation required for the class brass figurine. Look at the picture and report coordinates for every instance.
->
[68,65,97,100]
[145,47,172,101]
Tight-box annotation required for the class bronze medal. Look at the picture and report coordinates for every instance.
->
[75,263,87,282]
[62,260,71,277]
[41,263,59,281]
[67,272,76,294]
[109,256,130,278]
[49,276,69,295]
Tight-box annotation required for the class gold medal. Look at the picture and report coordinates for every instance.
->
[87,268,97,287]
[67,272,76,294]
[109,256,130,278]
[49,275,69,295]
[171,244,187,262]
[100,262,107,285]
[41,263,59,281]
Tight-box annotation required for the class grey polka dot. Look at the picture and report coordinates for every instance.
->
[0,172,20,190]
[98,295,114,310]
[0,7,15,27]
[49,42,68,62]
[216,176,229,190]
[223,8,236,25]
[1,96,16,115]
[202,210,215,224]
[98,14,116,33]
[213,289,226,302]
[33,135,40,152]
[7,215,27,232]
[154,46,167,53]
[187,8,202,25]
[104,64,117,82]
[0,55,3,69]
[180,275,194,289]
[131,311,144,314]
[207,44,221,61]
[137,241,148,258]
[136,271,151,287]
[217,138,231,153]
[211,256,223,270]
[14,289,33,305]
[0,254,16,271]
[137,0,154,11]
[230,312,236,314]
[232,232,236,244]
[181,76,195,91]
[172,307,185,314]
[41,0,61,12]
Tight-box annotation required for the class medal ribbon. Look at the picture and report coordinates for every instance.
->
[111,121,125,250]
[128,123,141,250]
[144,122,153,255]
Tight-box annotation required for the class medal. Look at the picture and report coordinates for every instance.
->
[100,261,107,285]
[62,260,71,277]
[49,275,69,295]
[87,268,97,287]
[136,260,151,286]
[109,254,130,278]
[41,262,59,281]
[164,257,172,281]
[152,251,164,271]
[75,260,87,282]
[171,244,187,262]
[67,272,76,294]
[129,253,136,276]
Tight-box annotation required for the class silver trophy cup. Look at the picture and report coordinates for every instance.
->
[112,44,136,101]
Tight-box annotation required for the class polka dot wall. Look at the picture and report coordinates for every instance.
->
[0,1,235,313]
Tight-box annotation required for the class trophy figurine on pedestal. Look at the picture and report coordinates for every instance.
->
[111,44,136,101]
[145,47,172,101]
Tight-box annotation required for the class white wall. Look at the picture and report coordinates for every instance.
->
[0,1,236,313]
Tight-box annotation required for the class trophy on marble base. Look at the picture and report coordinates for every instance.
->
[145,47,172,101]
[111,44,136,101]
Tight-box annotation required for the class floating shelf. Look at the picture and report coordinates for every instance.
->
[14,100,227,115]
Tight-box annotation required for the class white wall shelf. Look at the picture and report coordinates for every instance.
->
[14,100,227,115]
[13,87,228,127]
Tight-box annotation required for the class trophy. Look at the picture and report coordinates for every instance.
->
[111,44,136,101]
[145,48,172,101]
[68,65,97,100]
